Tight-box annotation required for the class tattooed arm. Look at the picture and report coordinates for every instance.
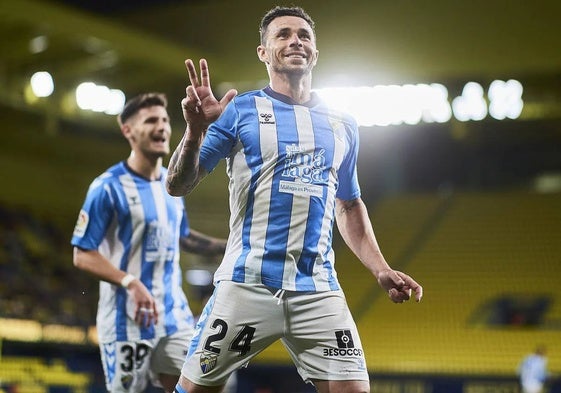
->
[180,228,227,256]
[166,132,208,196]
[335,197,423,303]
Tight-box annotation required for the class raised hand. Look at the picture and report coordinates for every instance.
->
[182,59,237,133]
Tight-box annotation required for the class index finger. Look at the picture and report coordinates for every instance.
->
[397,271,423,302]
[185,59,200,88]
[405,277,423,302]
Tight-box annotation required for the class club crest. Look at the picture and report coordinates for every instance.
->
[200,352,218,374]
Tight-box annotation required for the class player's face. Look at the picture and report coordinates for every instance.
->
[258,16,318,77]
[127,105,171,158]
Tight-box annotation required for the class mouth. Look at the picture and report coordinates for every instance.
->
[150,135,168,146]
[285,52,307,59]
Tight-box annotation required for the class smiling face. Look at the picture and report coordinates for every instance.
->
[257,15,319,77]
[122,105,171,160]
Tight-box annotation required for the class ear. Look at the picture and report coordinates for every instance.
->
[257,45,269,64]
[120,123,132,139]
[311,49,319,66]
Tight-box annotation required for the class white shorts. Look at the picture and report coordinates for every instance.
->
[522,380,544,393]
[181,281,369,387]
[100,329,192,392]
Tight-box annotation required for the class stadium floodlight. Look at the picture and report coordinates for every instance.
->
[488,79,523,120]
[76,82,125,115]
[452,82,487,122]
[316,83,452,127]
[30,71,54,98]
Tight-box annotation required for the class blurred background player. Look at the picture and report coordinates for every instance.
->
[519,345,549,393]
[71,92,227,393]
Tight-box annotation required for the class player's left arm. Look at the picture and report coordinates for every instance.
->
[179,229,227,256]
[335,197,423,303]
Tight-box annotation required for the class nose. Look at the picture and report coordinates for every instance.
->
[157,118,170,131]
[289,33,303,47]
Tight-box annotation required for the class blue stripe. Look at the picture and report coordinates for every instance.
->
[233,100,263,282]
[174,383,188,393]
[292,110,333,290]
[163,188,180,334]
[260,101,298,283]
[115,177,133,341]
[135,176,156,339]
[187,289,217,357]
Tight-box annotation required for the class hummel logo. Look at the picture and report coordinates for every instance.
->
[259,112,274,124]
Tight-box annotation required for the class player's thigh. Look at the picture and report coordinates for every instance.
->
[181,281,284,386]
[283,290,369,384]
[100,339,154,392]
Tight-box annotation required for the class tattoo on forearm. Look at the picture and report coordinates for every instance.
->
[338,199,359,215]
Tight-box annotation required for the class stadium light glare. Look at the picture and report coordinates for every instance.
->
[488,79,523,120]
[76,82,125,115]
[452,82,487,121]
[315,83,451,127]
[421,83,452,123]
[30,71,54,98]
[316,79,522,126]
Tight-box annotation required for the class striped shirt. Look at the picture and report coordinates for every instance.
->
[200,87,361,291]
[71,162,194,342]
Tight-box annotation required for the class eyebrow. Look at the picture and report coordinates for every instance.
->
[275,26,312,39]
[144,115,168,123]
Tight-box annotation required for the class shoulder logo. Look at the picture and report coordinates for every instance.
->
[73,209,89,238]
[259,112,275,124]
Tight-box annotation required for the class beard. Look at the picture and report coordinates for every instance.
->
[270,58,315,77]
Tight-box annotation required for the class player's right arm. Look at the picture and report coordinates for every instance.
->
[73,247,158,326]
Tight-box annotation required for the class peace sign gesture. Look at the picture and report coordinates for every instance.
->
[182,59,237,133]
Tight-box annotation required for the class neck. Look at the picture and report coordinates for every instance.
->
[268,72,312,104]
[127,151,162,181]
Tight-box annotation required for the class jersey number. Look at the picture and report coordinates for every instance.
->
[203,318,256,357]
[120,343,150,372]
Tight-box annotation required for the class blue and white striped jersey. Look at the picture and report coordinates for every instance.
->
[201,87,361,291]
[71,162,194,342]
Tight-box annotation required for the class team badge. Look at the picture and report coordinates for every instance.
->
[73,209,89,237]
[200,352,218,374]
[121,374,133,390]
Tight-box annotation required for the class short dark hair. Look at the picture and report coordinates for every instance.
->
[118,92,167,125]
[259,6,315,44]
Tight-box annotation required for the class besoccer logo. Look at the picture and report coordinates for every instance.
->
[335,330,354,349]
[323,329,363,357]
